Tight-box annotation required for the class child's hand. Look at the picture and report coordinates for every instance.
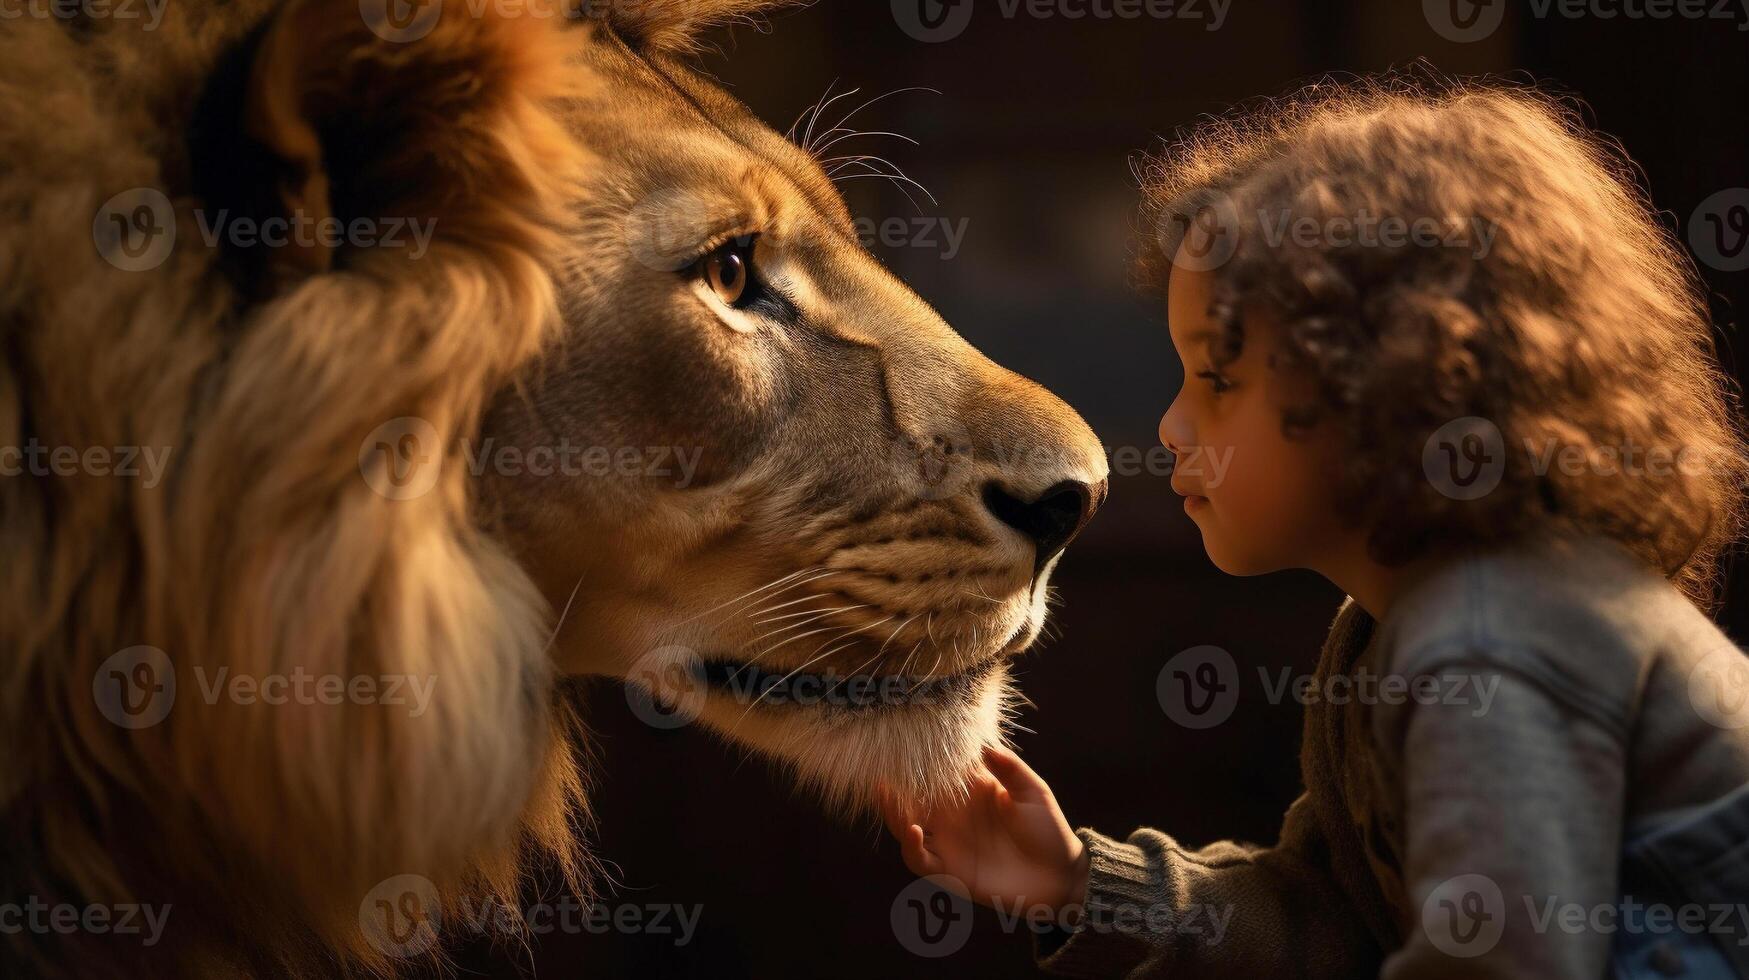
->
[879,744,1091,923]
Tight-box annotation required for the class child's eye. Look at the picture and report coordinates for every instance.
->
[1196,370,1234,394]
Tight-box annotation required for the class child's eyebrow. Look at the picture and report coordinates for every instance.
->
[1175,327,1219,352]
[1165,323,1219,359]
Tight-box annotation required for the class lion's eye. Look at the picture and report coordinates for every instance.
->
[703,238,756,308]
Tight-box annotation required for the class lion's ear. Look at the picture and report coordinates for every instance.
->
[231,0,585,281]
[602,0,807,53]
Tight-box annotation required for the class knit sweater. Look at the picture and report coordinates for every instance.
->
[1035,535,1749,978]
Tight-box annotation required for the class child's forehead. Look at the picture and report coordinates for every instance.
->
[1164,264,1222,346]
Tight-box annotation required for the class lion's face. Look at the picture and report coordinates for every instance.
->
[478,41,1107,805]
[2,2,1104,974]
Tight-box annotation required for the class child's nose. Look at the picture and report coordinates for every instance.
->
[1158,397,1191,453]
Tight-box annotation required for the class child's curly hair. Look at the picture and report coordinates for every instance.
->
[1139,75,1749,608]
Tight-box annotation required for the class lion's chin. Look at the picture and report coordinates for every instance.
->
[685,657,1019,814]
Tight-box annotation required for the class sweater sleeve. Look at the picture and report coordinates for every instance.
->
[1033,793,1384,978]
[1374,659,1625,979]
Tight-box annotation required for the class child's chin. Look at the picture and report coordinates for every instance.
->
[1198,530,1279,578]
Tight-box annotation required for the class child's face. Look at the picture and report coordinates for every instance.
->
[1158,259,1347,576]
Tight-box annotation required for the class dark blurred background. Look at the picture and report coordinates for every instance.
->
[482,3,1747,976]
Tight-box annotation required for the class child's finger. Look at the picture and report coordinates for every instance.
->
[898,824,946,878]
[875,785,913,840]
[983,743,1049,802]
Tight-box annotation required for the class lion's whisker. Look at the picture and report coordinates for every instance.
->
[540,572,587,655]
[731,627,858,724]
[878,612,921,658]
[819,86,939,152]
[746,587,843,619]
[717,570,845,627]
[753,603,864,626]
[749,604,868,639]
[802,82,861,154]
[832,173,935,212]
[813,129,920,158]
[671,566,818,630]
[728,621,853,677]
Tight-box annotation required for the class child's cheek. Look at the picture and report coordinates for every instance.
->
[1205,400,1331,571]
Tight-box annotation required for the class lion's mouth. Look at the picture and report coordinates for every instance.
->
[695,655,1000,712]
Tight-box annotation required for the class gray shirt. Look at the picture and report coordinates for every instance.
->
[1037,534,1749,978]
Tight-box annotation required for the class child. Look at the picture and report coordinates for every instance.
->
[881,78,1749,979]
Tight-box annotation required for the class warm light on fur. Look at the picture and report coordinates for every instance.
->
[1,0,1107,976]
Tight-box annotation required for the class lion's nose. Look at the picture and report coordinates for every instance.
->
[981,478,1108,576]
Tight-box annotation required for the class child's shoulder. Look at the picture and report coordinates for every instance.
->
[1375,533,1729,716]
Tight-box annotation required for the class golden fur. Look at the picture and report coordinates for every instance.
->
[0,1,1107,976]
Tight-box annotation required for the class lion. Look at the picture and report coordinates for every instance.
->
[0,0,1109,975]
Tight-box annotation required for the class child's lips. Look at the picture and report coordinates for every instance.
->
[1173,481,1210,511]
